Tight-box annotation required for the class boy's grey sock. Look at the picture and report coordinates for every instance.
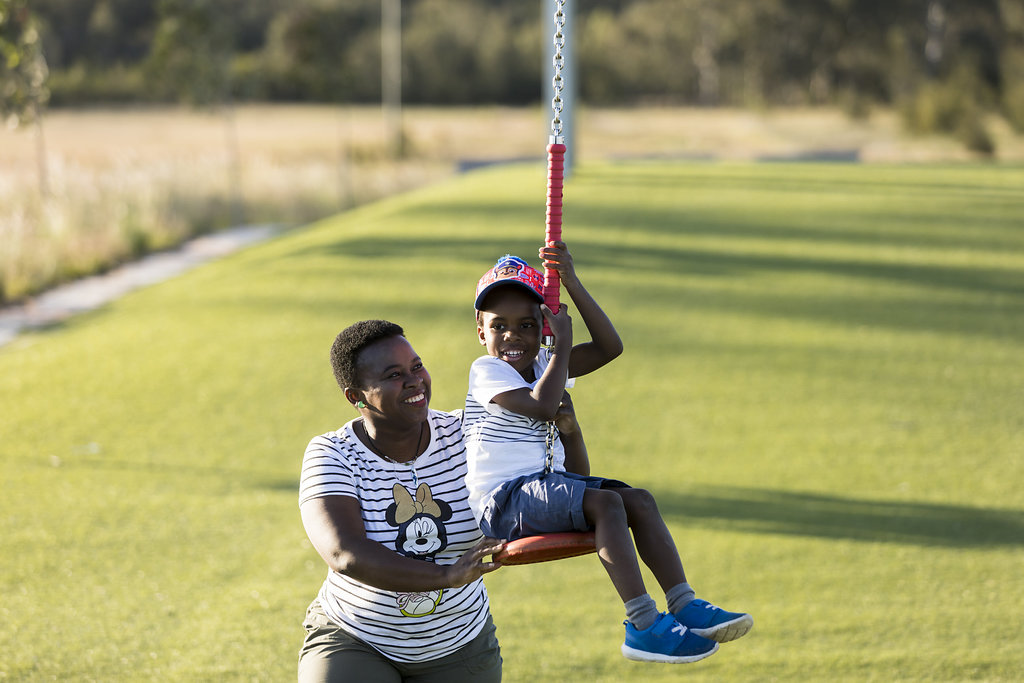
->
[666,582,696,614]
[624,593,659,631]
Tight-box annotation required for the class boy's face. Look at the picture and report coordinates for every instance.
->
[477,286,543,376]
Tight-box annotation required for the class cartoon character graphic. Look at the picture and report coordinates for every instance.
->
[386,483,452,559]
[495,262,521,278]
[385,483,453,617]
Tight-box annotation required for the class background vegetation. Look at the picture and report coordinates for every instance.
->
[2,161,1022,680]
[17,0,1024,136]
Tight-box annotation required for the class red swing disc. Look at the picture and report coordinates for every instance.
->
[493,531,596,565]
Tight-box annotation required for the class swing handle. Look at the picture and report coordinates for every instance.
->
[542,141,566,342]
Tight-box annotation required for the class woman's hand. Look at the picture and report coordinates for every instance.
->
[556,391,590,476]
[444,537,505,588]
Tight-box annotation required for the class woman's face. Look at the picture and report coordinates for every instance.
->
[354,336,431,426]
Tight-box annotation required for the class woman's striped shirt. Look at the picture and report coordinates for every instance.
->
[299,410,490,663]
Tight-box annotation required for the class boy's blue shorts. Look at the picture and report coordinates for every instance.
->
[478,470,630,542]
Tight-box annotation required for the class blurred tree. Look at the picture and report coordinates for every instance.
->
[86,0,120,65]
[999,0,1024,130]
[146,0,231,106]
[264,2,380,102]
[0,0,50,196]
[689,0,724,106]
[146,0,243,222]
[403,0,486,104]
[403,0,539,104]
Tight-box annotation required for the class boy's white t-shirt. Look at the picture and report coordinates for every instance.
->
[462,347,575,520]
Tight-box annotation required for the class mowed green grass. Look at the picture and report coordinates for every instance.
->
[2,161,1023,681]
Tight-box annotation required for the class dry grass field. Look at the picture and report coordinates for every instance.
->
[2,104,1022,303]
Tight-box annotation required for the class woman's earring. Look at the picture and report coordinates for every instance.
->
[355,400,367,409]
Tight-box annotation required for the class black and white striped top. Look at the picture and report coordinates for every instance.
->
[299,410,490,663]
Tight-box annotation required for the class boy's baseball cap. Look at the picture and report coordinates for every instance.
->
[474,255,545,310]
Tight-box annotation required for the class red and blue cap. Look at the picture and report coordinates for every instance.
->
[474,255,544,310]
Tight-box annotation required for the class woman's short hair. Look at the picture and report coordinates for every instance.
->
[330,320,404,390]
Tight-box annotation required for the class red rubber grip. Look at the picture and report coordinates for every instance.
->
[543,143,566,337]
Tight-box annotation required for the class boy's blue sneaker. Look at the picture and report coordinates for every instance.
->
[621,612,719,663]
[673,599,753,643]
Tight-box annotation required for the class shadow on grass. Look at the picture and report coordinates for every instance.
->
[277,173,1024,301]
[655,486,1024,548]
[577,163,1024,202]
[283,230,1024,298]
[271,231,1024,341]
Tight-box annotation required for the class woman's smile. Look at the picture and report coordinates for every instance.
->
[403,391,427,406]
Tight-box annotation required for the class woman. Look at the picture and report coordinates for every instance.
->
[298,320,505,682]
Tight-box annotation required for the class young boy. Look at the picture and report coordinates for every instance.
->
[463,242,752,664]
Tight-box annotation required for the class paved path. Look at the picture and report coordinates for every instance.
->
[0,224,282,347]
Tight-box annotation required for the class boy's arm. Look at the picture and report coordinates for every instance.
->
[540,241,623,378]
[556,391,590,476]
[490,305,572,421]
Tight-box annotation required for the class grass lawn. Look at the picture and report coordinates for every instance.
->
[2,160,1023,680]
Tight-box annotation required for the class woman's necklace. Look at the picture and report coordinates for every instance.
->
[361,420,427,486]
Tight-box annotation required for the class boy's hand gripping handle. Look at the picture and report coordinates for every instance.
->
[542,142,565,344]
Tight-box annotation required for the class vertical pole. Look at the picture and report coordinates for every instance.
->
[382,0,403,158]
[542,0,575,175]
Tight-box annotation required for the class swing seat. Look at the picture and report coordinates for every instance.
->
[493,531,596,565]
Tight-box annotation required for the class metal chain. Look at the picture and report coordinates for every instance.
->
[544,420,557,474]
[550,0,566,140]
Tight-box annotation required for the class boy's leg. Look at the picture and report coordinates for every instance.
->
[581,487,647,603]
[581,489,664,640]
[491,474,659,628]
[578,483,719,663]
[614,487,687,592]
